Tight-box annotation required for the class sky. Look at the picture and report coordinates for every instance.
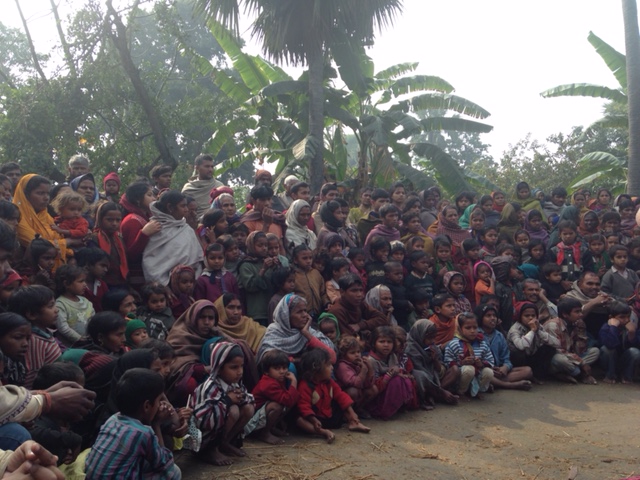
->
[4,0,629,159]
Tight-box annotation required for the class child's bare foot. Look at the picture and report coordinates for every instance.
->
[348,421,371,433]
[442,391,459,405]
[555,373,578,384]
[271,426,289,437]
[211,447,233,466]
[319,428,335,444]
[621,377,633,384]
[258,429,285,445]
[581,375,597,385]
[514,380,532,391]
[420,402,435,411]
[603,377,616,384]
[220,442,246,457]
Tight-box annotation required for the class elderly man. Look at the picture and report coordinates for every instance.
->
[67,154,90,182]
[518,278,555,323]
[274,174,299,212]
[181,154,223,219]
[565,271,612,337]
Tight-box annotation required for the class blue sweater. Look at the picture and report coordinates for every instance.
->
[479,328,512,371]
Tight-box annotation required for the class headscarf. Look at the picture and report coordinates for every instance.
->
[13,174,69,265]
[473,260,494,280]
[458,204,477,229]
[319,201,343,231]
[285,199,317,250]
[491,255,513,283]
[323,232,345,251]
[578,211,599,237]
[406,319,439,369]
[443,271,466,293]
[435,208,471,247]
[514,301,538,323]
[213,296,266,353]
[70,173,99,204]
[119,192,150,221]
[1,270,22,288]
[205,341,243,381]
[589,188,612,213]
[524,210,549,244]
[317,312,340,341]
[211,192,240,225]
[364,285,397,326]
[103,172,121,191]
[515,182,543,212]
[256,294,332,362]
[209,186,234,204]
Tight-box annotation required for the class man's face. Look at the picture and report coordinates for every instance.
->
[156,172,172,189]
[196,159,214,180]
[68,163,89,180]
[361,191,372,207]
[4,169,21,189]
[578,274,600,298]
[523,283,541,303]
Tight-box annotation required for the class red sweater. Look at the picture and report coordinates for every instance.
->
[251,374,299,410]
[298,378,352,419]
[120,214,150,263]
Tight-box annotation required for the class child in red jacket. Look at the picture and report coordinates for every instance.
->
[296,348,370,443]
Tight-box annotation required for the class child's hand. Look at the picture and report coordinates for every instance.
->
[176,407,192,422]
[227,389,245,405]
[141,219,162,236]
[263,257,275,268]
[474,358,483,369]
[309,416,323,432]
[461,356,475,366]
[528,319,539,332]
[625,321,637,334]
[492,366,506,378]
[285,371,298,387]
[50,224,65,235]
[262,208,274,225]
[561,280,572,291]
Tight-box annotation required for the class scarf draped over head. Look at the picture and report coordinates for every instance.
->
[213,296,266,354]
[524,210,549,244]
[323,232,345,251]
[285,199,317,250]
[515,182,542,212]
[514,301,538,324]
[206,341,243,382]
[209,186,234,205]
[211,192,241,225]
[365,285,397,326]
[473,260,494,280]
[70,173,99,204]
[490,255,513,283]
[256,294,333,362]
[443,271,466,294]
[458,204,477,229]
[244,231,265,259]
[405,319,441,387]
[13,174,69,266]
[320,201,343,231]
[435,208,471,247]
[578,211,599,236]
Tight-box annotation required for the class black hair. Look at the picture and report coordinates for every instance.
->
[320,183,338,196]
[139,338,175,359]
[0,312,30,337]
[371,188,390,201]
[140,282,168,303]
[402,198,422,215]
[337,272,362,291]
[32,362,84,390]
[7,285,55,318]
[102,289,133,313]
[630,237,640,250]
[221,292,240,307]
[29,236,56,266]
[433,235,452,251]
[122,183,152,213]
[601,211,622,224]
[557,298,583,318]
[409,249,428,264]
[259,349,290,375]
[495,243,515,256]
[0,162,20,174]
[75,247,109,268]
[527,238,546,255]
[551,187,568,197]
[609,301,631,317]
[347,247,365,260]
[87,311,127,343]
[205,242,224,256]
[228,223,249,236]
[369,237,391,255]
[388,181,405,196]
[473,303,499,322]
[54,264,86,297]
[479,195,493,206]
[0,201,20,222]
[479,225,499,237]
[407,288,430,305]
[455,191,475,204]
[202,209,226,228]
[115,368,165,417]
[271,266,295,291]
[216,234,238,251]
[292,244,312,261]
[383,261,403,274]
[462,238,480,252]
[431,293,454,309]
[149,165,173,179]
[457,311,477,328]
[194,154,214,167]
[290,182,309,195]
[402,211,420,225]
[541,262,562,276]
[371,325,395,347]
[250,184,274,201]
[557,220,577,233]
[155,191,185,214]
[95,202,121,227]
[300,347,331,381]
[329,256,350,274]
[479,293,500,305]
[619,199,635,211]
[24,175,50,198]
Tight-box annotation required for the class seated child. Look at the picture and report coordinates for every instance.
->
[74,312,127,357]
[474,261,495,307]
[598,302,640,384]
[8,285,61,389]
[335,336,377,417]
[75,247,110,312]
[475,304,532,391]
[443,312,494,398]
[268,266,296,324]
[30,363,84,466]
[325,257,350,304]
[292,245,328,319]
[429,294,458,350]
[125,319,149,349]
[20,236,57,291]
[85,368,181,479]
[0,313,30,386]
[194,243,240,303]
[248,349,299,445]
[366,326,417,420]
[347,247,368,287]
[406,288,432,328]
[50,191,89,244]
[137,282,175,340]
[365,237,390,290]
[55,264,95,347]
[383,261,413,328]
[403,250,435,302]
[168,265,196,320]
[601,245,639,301]
[540,263,568,304]
[583,234,610,278]
[297,348,369,443]
[317,312,340,348]
[443,271,472,315]
[190,342,255,466]
[544,298,599,384]
[0,269,22,310]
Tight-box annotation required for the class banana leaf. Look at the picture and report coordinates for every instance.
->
[588,31,627,90]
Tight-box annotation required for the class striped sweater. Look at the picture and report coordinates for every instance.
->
[24,328,61,389]
[443,336,495,368]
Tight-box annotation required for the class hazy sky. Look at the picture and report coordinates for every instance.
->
[5,0,629,159]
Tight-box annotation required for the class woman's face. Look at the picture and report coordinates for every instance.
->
[220,197,236,218]
[573,194,586,209]
[77,179,95,203]
[224,299,243,325]
[584,214,598,231]
[100,326,125,353]
[141,188,156,209]
[169,199,189,221]
[119,295,137,317]
[289,301,309,330]
[493,193,505,206]
[297,206,311,226]
[598,190,611,205]
[195,307,216,335]
[517,187,530,200]
[28,182,50,213]
[444,208,458,223]
[457,197,471,210]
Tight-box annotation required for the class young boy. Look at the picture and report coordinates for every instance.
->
[125,319,149,349]
[86,368,181,479]
[317,312,340,346]
[137,282,175,340]
[364,204,401,251]
[75,247,110,313]
[601,245,639,301]
[7,286,61,389]
[598,302,640,384]
[194,244,241,303]
[404,251,435,303]
[326,257,351,304]
[540,263,568,304]
[382,261,412,328]
[356,188,389,243]
[292,245,328,319]
[248,349,299,444]
[406,288,432,328]
[543,298,599,384]
[428,293,457,350]
[548,220,592,288]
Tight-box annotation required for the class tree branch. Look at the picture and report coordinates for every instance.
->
[13,0,49,86]
[49,0,77,78]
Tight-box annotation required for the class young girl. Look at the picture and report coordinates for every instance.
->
[365,237,390,290]
[455,191,474,216]
[433,236,455,285]
[474,261,495,307]
[347,247,367,287]
[297,347,369,443]
[389,241,406,264]
[198,209,229,251]
[317,312,340,346]
[75,247,110,313]
[267,266,296,324]
[292,244,327,319]
[55,264,95,347]
[524,238,546,269]
[584,234,610,277]
[229,223,249,255]
[335,335,377,416]
[216,234,242,276]
[443,312,494,398]
[475,304,532,390]
[195,243,240,304]
[89,202,128,289]
[266,233,289,267]
[478,226,499,262]
[101,289,137,318]
[513,229,530,250]
[75,311,127,356]
[468,209,486,240]
[367,326,417,420]
[443,271,472,315]
[590,187,612,213]
[524,209,549,246]
[406,319,459,409]
[168,264,196,320]
[0,313,30,386]
[50,191,89,244]
[191,342,255,466]
[400,212,434,255]
[21,236,58,290]
[238,231,275,326]
[0,200,20,230]
[324,233,346,258]
[137,281,174,340]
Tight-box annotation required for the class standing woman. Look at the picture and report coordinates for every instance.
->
[120,182,161,291]
[13,174,75,268]
[285,199,317,252]
[211,191,241,226]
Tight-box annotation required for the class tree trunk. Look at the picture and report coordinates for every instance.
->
[307,45,325,195]
[623,0,640,194]
[106,0,176,168]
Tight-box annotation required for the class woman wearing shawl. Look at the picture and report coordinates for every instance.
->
[285,199,317,252]
[364,285,397,326]
[256,294,335,363]
[119,182,161,291]
[210,190,241,226]
[70,173,99,228]
[497,203,523,241]
[213,294,266,354]
[589,188,613,213]
[406,319,459,408]
[142,191,203,285]
[524,210,549,246]
[316,200,358,252]
[515,182,543,213]
[13,175,73,267]
[578,211,599,237]
[418,189,439,229]
[428,205,470,251]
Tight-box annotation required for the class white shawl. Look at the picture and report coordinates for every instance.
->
[285,200,317,250]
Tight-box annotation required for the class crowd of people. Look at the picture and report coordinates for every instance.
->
[0,153,639,478]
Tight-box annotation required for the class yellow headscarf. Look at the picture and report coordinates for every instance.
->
[213,295,266,354]
[13,174,69,267]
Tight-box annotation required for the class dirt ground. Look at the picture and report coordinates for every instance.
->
[176,381,640,480]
